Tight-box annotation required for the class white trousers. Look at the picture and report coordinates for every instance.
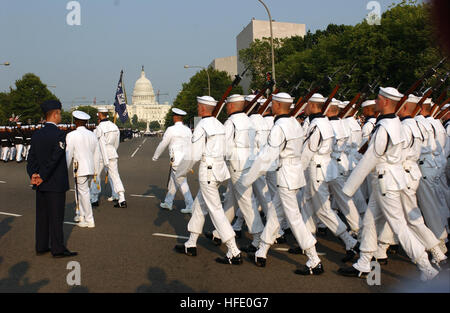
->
[355,183,428,272]
[75,175,94,223]
[9,147,16,161]
[328,176,363,233]
[416,177,448,240]
[1,147,9,161]
[164,168,194,209]
[15,144,24,162]
[90,158,125,202]
[187,181,236,244]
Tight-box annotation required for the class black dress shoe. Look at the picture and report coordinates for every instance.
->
[52,250,78,258]
[294,263,324,276]
[341,243,360,263]
[234,230,242,239]
[174,244,197,256]
[240,244,258,254]
[275,235,287,244]
[283,228,292,235]
[288,246,303,255]
[215,254,243,265]
[387,244,399,255]
[338,266,369,278]
[204,231,222,246]
[371,257,388,265]
[317,227,328,237]
[114,201,127,208]
[36,249,51,256]
[91,201,99,207]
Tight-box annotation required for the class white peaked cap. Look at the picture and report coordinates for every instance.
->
[171,108,187,116]
[406,94,421,104]
[423,98,433,105]
[309,93,326,103]
[72,110,90,121]
[330,98,341,106]
[272,92,294,104]
[245,95,256,102]
[258,97,267,104]
[379,87,403,101]
[97,107,109,113]
[226,94,245,103]
[197,96,217,106]
[361,100,376,107]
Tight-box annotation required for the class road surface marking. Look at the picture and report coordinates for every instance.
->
[130,194,155,198]
[274,247,326,255]
[131,138,147,158]
[0,181,6,184]
[64,222,78,225]
[0,212,22,217]
[152,233,189,240]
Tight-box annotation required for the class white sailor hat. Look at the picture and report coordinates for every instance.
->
[257,97,267,104]
[16,122,22,125]
[171,108,187,116]
[97,107,109,113]
[361,100,376,107]
[245,95,256,102]
[197,95,217,106]
[309,93,326,103]
[0,126,5,129]
[406,94,421,104]
[423,98,433,105]
[338,101,347,109]
[443,103,450,109]
[330,98,341,106]
[379,87,403,101]
[226,94,245,103]
[72,110,91,121]
[272,92,294,104]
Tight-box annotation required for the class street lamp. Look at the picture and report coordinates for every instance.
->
[1,62,10,67]
[257,0,276,87]
[184,65,211,96]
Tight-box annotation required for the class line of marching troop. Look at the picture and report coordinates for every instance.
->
[0,122,97,163]
[154,88,450,282]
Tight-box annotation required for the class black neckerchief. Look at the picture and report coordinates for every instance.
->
[400,116,413,122]
[229,111,244,117]
[100,118,109,123]
[376,113,396,123]
[444,119,450,126]
[365,115,376,120]
[274,114,291,123]
[328,116,339,121]
[419,114,430,118]
[309,113,325,122]
[202,115,213,119]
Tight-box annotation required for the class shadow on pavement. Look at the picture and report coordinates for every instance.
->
[0,216,14,241]
[136,267,197,293]
[0,261,49,292]
[69,285,90,293]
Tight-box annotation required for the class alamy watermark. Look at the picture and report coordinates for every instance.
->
[66,1,81,26]
[366,1,382,25]
[66,261,81,286]
[367,261,381,286]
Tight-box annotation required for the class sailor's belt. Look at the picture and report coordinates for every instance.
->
[15,137,23,139]
[279,158,301,166]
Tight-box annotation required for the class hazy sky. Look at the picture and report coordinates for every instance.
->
[0,0,418,109]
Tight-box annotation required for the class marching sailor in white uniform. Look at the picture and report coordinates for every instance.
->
[175,96,242,265]
[238,92,324,275]
[360,100,378,202]
[338,87,439,281]
[152,108,194,214]
[90,107,127,208]
[66,111,99,228]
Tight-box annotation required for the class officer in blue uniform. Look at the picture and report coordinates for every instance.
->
[26,99,78,258]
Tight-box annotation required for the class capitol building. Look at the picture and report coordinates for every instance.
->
[90,66,171,127]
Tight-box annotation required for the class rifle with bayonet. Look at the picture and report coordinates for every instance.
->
[322,63,357,115]
[290,67,343,118]
[340,77,380,119]
[257,87,280,115]
[431,87,449,117]
[412,72,449,117]
[244,72,275,115]
[212,65,250,118]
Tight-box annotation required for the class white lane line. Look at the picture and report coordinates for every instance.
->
[64,222,78,225]
[152,233,189,240]
[131,139,147,158]
[274,247,326,255]
[0,212,22,217]
[130,194,155,198]
[0,181,6,184]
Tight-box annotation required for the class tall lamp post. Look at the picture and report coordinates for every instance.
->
[1,62,10,67]
[184,65,211,96]
[257,0,275,87]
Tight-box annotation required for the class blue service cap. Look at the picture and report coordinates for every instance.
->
[40,99,62,113]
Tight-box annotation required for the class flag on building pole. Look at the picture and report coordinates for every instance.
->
[114,70,129,123]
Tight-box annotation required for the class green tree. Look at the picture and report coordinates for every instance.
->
[131,114,138,125]
[150,121,161,130]
[1,73,59,124]
[61,110,72,124]
[165,69,243,128]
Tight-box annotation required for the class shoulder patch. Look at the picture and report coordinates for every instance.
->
[59,141,65,150]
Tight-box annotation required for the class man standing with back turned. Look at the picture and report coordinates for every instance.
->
[27,99,78,258]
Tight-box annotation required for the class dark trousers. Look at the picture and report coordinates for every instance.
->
[35,191,66,255]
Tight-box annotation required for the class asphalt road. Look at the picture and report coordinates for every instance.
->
[0,137,448,293]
